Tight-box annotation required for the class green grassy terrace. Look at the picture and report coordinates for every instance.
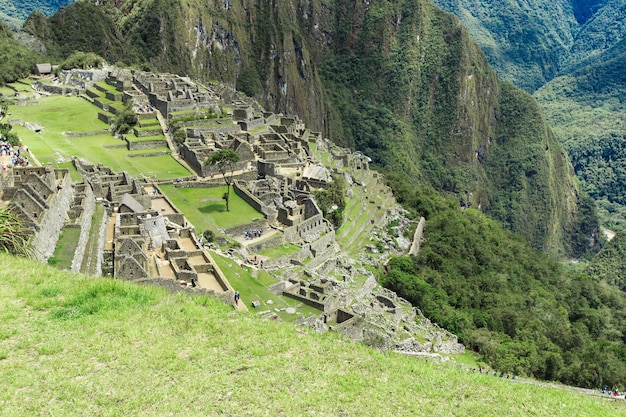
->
[1,253,625,416]
[158,184,264,232]
[8,94,190,180]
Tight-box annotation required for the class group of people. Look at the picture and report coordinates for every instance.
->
[0,141,29,170]
[602,386,625,399]
[244,228,264,240]
[135,105,155,113]
[470,368,516,380]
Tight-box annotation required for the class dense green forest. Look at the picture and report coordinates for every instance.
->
[0,0,74,27]
[319,0,600,256]
[382,174,625,388]
[535,40,626,232]
[0,20,42,85]
[431,0,626,92]
[587,233,626,291]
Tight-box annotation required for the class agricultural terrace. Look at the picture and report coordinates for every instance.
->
[210,253,321,321]
[7,91,190,180]
[158,184,264,233]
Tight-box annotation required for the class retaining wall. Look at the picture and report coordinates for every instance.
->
[71,184,95,273]
[30,174,73,262]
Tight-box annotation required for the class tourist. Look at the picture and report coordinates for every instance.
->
[234,291,240,304]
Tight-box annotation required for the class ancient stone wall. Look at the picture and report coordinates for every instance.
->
[71,184,95,273]
[30,173,73,262]
[34,82,82,96]
[233,181,265,215]
[309,231,335,255]
[305,243,338,269]
[65,130,110,138]
[238,117,265,131]
[247,233,286,253]
[126,139,167,151]
[223,220,270,239]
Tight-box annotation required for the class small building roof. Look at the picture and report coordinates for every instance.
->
[35,63,53,75]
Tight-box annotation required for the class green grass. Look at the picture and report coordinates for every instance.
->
[8,95,189,179]
[10,95,108,132]
[1,253,625,416]
[211,252,320,320]
[6,80,32,93]
[47,227,81,271]
[95,81,121,93]
[159,184,264,231]
[0,85,16,95]
[258,243,301,258]
[127,134,166,143]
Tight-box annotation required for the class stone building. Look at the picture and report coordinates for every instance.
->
[1,164,73,262]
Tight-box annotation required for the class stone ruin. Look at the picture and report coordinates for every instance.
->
[6,68,464,355]
[71,158,235,303]
[0,164,73,262]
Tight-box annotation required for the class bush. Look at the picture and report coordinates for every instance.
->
[112,106,138,134]
[202,230,215,242]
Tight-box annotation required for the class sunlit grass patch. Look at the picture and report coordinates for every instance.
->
[1,253,625,416]
[159,184,264,230]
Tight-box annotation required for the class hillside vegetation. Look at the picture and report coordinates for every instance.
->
[429,0,626,232]
[381,174,624,387]
[1,253,626,416]
[431,0,626,92]
[587,233,626,291]
[535,39,626,232]
[0,20,42,85]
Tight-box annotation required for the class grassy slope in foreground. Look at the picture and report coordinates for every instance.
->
[1,254,625,416]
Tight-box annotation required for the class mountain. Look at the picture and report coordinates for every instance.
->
[0,20,42,84]
[20,0,601,257]
[425,0,626,233]
[587,231,626,289]
[429,0,626,92]
[535,38,626,231]
[0,0,74,28]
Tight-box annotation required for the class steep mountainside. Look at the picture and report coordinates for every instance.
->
[21,0,600,256]
[0,20,42,84]
[535,39,626,231]
[587,231,626,289]
[0,0,74,28]
[431,0,626,92]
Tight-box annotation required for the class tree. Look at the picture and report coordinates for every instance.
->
[112,105,138,135]
[0,95,13,123]
[204,149,240,211]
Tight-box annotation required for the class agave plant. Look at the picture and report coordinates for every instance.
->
[0,207,31,256]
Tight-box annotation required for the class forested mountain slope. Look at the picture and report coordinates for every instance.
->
[535,38,626,232]
[19,0,601,257]
[384,175,626,387]
[431,0,626,92]
[0,0,74,28]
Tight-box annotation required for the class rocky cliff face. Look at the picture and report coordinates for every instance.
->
[29,0,599,256]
